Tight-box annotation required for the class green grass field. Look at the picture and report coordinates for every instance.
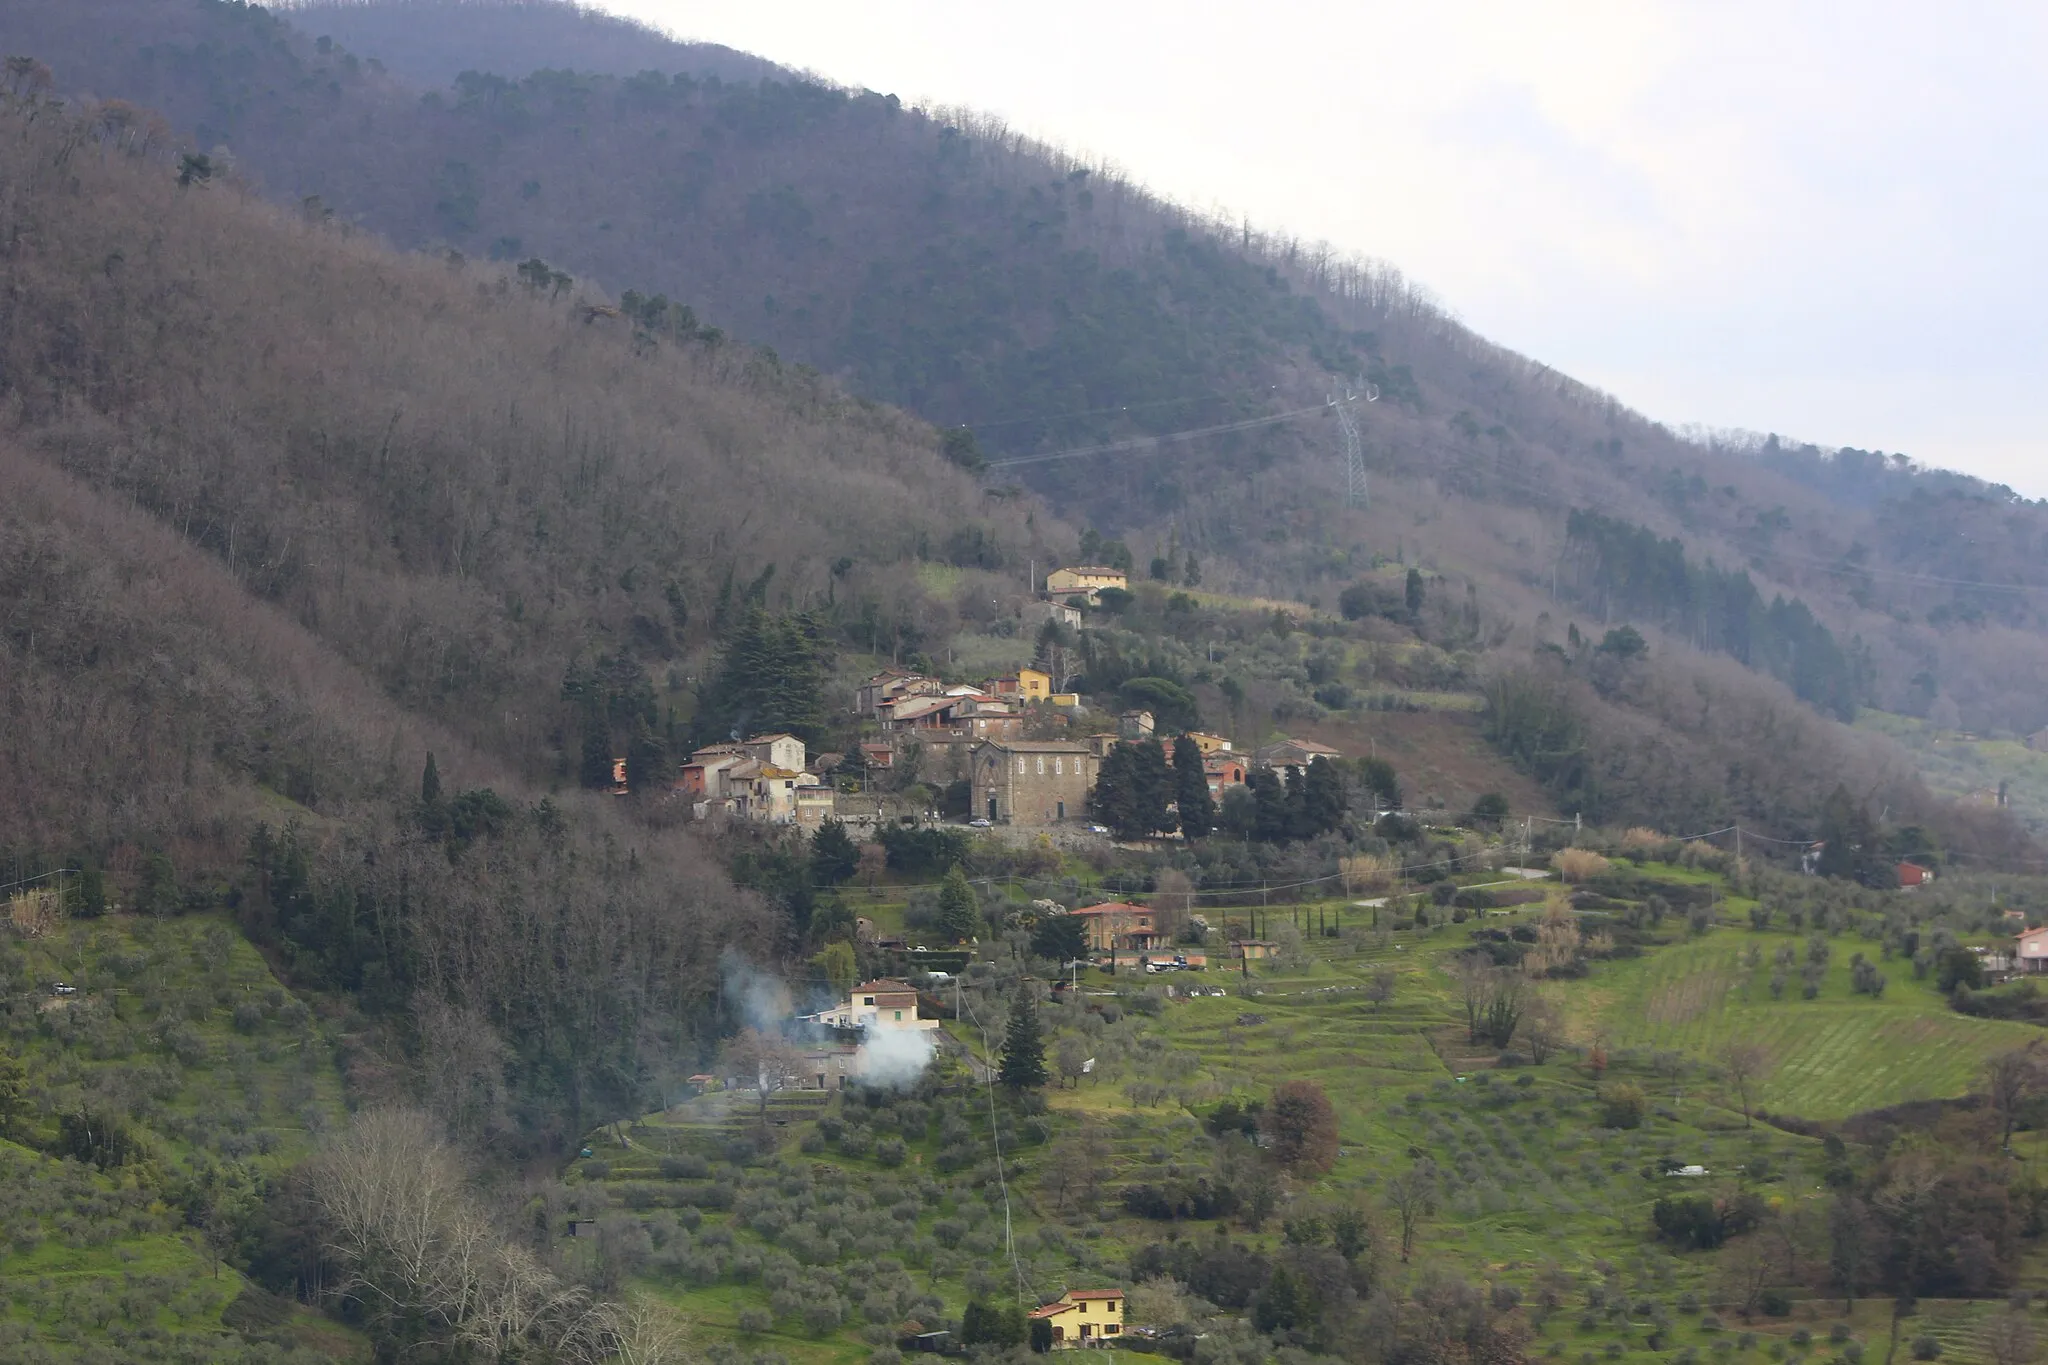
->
[1583,930,2038,1118]
[0,911,359,1361]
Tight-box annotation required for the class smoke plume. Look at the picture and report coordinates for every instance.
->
[857,1027,935,1089]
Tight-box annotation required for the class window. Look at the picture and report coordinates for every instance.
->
[894,1010,903,1020]
[1016,757,1026,775]
[1036,756,1045,776]
[1055,757,1064,776]
[862,997,875,1006]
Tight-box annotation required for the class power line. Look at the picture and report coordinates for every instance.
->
[981,403,1334,471]
[960,384,1280,432]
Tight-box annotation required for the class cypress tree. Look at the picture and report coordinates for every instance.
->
[1302,756,1348,836]
[1133,738,1174,834]
[999,995,1048,1089]
[936,865,981,942]
[420,751,442,806]
[1249,768,1288,843]
[1173,735,1214,840]
[1094,744,1141,839]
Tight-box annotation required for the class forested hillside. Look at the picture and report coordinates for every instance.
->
[0,75,1027,1152]
[5,0,2044,746]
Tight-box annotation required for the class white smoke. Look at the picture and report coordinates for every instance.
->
[857,1027,935,1089]
[720,949,791,1031]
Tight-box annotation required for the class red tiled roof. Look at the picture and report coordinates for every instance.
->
[1070,903,1148,918]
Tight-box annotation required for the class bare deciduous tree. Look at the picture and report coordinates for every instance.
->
[1723,1039,1771,1129]
[1383,1161,1437,1261]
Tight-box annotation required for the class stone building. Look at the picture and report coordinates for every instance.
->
[969,740,1096,826]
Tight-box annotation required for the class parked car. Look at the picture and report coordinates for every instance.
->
[1087,824,1110,835]
[968,818,992,828]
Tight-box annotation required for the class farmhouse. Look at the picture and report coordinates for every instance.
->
[969,740,1095,826]
[1045,565,1128,603]
[1069,902,1159,953]
[1204,752,1248,798]
[2016,927,2048,975]
[1255,737,1343,769]
[987,668,1051,702]
[1027,1290,1125,1348]
[803,980,938,1033]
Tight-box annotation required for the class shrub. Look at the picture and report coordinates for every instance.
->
[1792,1329,1813,1349]
[667,1154,716,1186]
[582,1161,611,1181]
[1830,1325,1851,1345]
[738,1308,772,1333]
[875,1138,907,1168]
[1554,849,1612,883]
[1911,1336,1941,1361]
[1598,1083,1647,1130]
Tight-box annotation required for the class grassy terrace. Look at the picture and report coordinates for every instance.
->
[576,856,2048,1364]
[0,912,358,1362]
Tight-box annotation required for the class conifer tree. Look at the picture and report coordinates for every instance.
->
[1093,744,1141,839]
[1249,768,1288,843]
[578,706,614,789]
[1173,734,1214,840]
[936,865,981,942]
[811,819,860,885]
[999,995,1048,1090]
[1133,738,1174,834]
[420,751,442,806]
[1302,755,1348,836]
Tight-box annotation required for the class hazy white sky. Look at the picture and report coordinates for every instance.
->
[593,1,2048,495]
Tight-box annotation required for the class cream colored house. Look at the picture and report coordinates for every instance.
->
[1045,566,1128,603]
[804,980,940,1033]
[1029,1290,1125,1347]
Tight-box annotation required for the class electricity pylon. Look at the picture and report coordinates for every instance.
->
[1330,380,1379,507]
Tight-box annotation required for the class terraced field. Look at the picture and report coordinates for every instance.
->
[1585,932,2036,1119]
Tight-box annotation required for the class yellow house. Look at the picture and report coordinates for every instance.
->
[989,667,1052,702]
[1029,1289,1124,1347]
[1045,566,1128,602]
[1184,731,1234,756]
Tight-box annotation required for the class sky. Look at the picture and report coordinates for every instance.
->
[590,1,2048,496]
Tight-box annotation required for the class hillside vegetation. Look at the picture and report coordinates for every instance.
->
[7,0,2048,744]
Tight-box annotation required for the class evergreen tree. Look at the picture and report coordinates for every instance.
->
[999,995,1048,1089]
[1093,744,1142,839]
[624,719,667,793]
[1248,768,1289,843]
[1283,765,1313,840]
[1302,756,1348,836]
[1405,567,1425,618]
[1173,735,1214,840]
[698,606,832,744]
[578,706,615,790]
[420,751,442,806]
[1132,738,1174,834]
[936,865,981,942]
[1818,785,1884,885]
[811,819,860,886]
[1254,1263,1306,1333]
[1030,913,1088,964]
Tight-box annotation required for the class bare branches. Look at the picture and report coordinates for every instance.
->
[1723,1040,1771,1129]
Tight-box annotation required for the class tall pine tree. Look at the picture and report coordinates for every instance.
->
[1132,739,1174,834]
[1173,735,1214,840]
[998,995,1048,1089]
